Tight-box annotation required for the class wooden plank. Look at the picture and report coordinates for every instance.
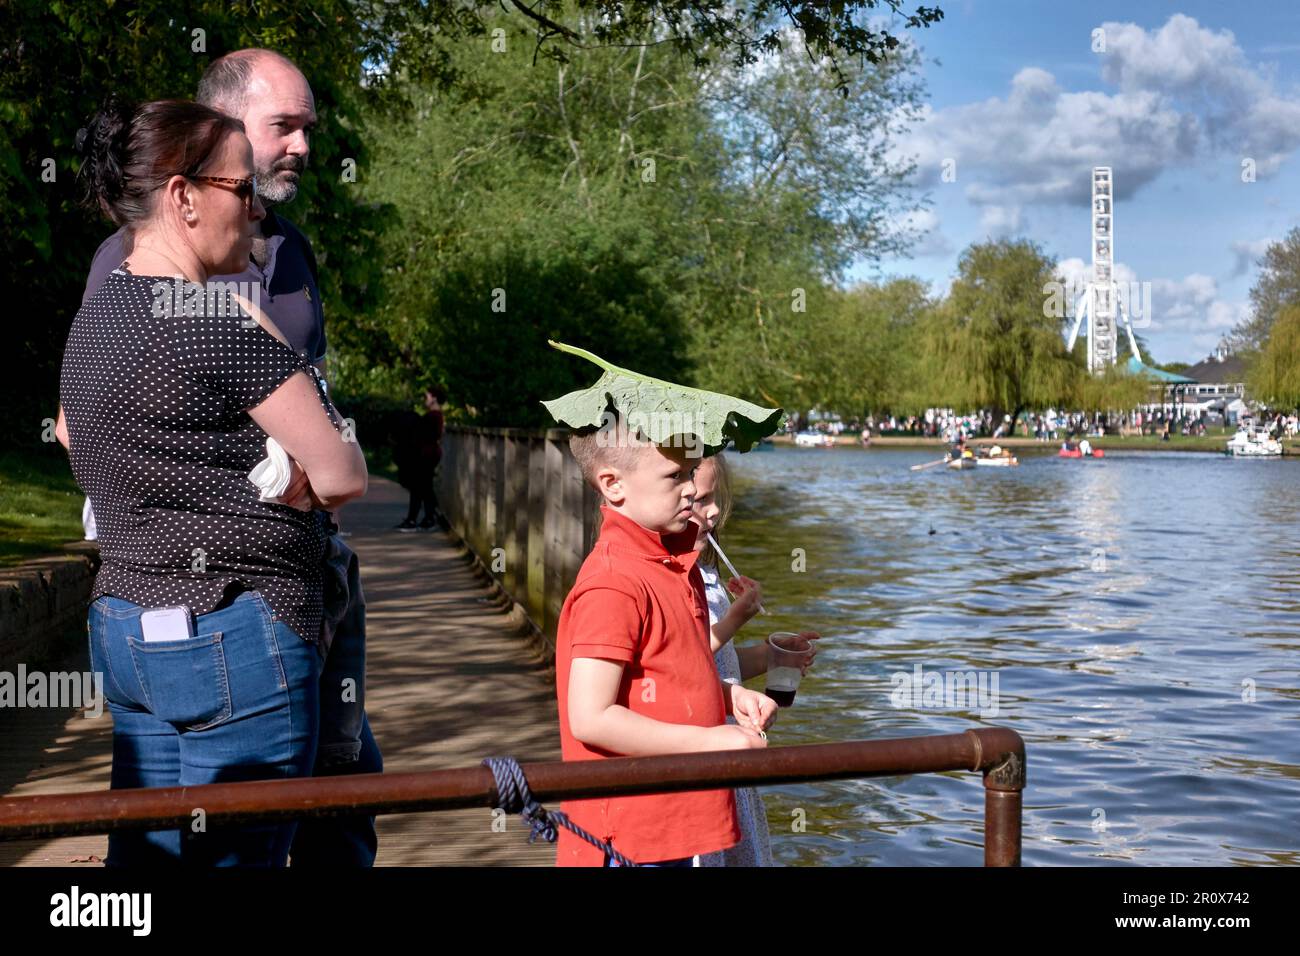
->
[526,437,547,636]
[543,436,565,637]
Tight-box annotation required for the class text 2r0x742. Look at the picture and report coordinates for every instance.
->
[1193,893,1250,904]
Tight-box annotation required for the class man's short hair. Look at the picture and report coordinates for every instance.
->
[197,49,303,115]
[569,408,648,488]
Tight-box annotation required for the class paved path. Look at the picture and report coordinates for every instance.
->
[0,475,561,866]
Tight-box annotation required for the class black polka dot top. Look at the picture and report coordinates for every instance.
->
[60,266,338,643]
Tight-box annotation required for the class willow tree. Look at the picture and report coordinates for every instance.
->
[1247,303,1300,411]
[1073,365,1150,415]
[930,239,1079,423]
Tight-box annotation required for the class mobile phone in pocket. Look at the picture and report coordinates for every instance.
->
[139,605,196,643]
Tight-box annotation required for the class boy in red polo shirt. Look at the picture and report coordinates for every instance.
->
[555,414,776,866]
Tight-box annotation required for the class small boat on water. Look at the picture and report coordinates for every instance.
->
[1225,424,1282,457]
[913,444,1017,472]
[1059,446,1104,459]
[794,431,836,448]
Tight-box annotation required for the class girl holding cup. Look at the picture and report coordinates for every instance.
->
[688,452,819,866]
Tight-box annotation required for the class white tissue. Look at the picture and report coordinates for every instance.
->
[82,496,98,541]
[248,437,292,501]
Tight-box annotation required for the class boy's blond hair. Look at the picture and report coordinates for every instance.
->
[568,408,650,489]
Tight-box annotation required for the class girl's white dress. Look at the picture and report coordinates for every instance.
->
[696,562,774,867]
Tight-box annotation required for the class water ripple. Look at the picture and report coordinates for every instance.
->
[726,446,1300,866]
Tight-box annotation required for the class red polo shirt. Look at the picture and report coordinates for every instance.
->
[555,504,739,866]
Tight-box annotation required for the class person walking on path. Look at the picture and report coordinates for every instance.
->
[395,385,448,532]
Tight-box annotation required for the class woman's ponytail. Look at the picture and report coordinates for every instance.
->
[75,95,135,225]
[74,96,244,230]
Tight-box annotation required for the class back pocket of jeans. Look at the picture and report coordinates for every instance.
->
[126,632,233,732]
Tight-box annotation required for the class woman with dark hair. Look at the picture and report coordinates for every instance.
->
[61,97,368,866]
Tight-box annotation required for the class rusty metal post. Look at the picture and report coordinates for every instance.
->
[980,739,1025,867]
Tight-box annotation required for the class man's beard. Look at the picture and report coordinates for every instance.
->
[257,161,303,205]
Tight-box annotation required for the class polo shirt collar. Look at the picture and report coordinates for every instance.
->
[250,208,288,285]
[598,504,701,568]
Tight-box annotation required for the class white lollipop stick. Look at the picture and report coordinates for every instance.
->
[707,532,767,615]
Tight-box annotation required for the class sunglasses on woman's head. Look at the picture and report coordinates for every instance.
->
[187,174,259,209]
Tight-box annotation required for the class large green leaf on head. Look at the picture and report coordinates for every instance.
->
[540,340,785,453]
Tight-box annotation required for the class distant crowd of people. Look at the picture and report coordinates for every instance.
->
[788,406,1300,446]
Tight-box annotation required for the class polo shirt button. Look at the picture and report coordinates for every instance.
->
[661,558,672,565]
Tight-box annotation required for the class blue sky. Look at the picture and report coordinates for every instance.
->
[864,0,1300,364]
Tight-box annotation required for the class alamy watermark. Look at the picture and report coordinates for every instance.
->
[50,885,151,935]
[0,665,103,718]
[1042,277,1153,328]
[889,663,1000,718]
[150,276,262,325]
[595,408,706,458]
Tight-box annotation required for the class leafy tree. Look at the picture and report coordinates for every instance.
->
[1247,303,1300,411]
[804,278,934,417]
[1073,364,1150,415]
[0,0,946,445]
[929,239,1080,422]
[1229,227,1300,352]
[671,34,932,408]
[354,9,932,423]
[353,29,705,423]
[375,1,944,97]
[0,0,390,447]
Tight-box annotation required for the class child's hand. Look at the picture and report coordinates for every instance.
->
[705,724,768,750]
[724,576,763,624]
[795,631,821,675]
[729,684,777,732]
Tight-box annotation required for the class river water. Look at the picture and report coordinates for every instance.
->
[723,445,1300,866]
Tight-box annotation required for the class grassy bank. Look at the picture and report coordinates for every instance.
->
[0,444,404,570]
[0,446,85,567]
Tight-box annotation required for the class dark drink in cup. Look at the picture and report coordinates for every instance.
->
[766,684,797,707]
[765,632,811,707]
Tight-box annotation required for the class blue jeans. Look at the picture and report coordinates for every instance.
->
[290,532,382,866]
[89,591,321,867]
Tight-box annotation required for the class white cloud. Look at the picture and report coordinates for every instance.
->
[897,14,1300,214]
[1098,15,1300,174]
[978,203,1022,236]
[900,74,1198,212]
[1098,15,1250,99]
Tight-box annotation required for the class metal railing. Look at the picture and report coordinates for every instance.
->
[0,728,1025,865]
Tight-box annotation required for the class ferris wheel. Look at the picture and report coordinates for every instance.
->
[1066,167,1142,372]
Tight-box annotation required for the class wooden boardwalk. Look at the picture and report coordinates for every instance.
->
[0,476,562,866]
